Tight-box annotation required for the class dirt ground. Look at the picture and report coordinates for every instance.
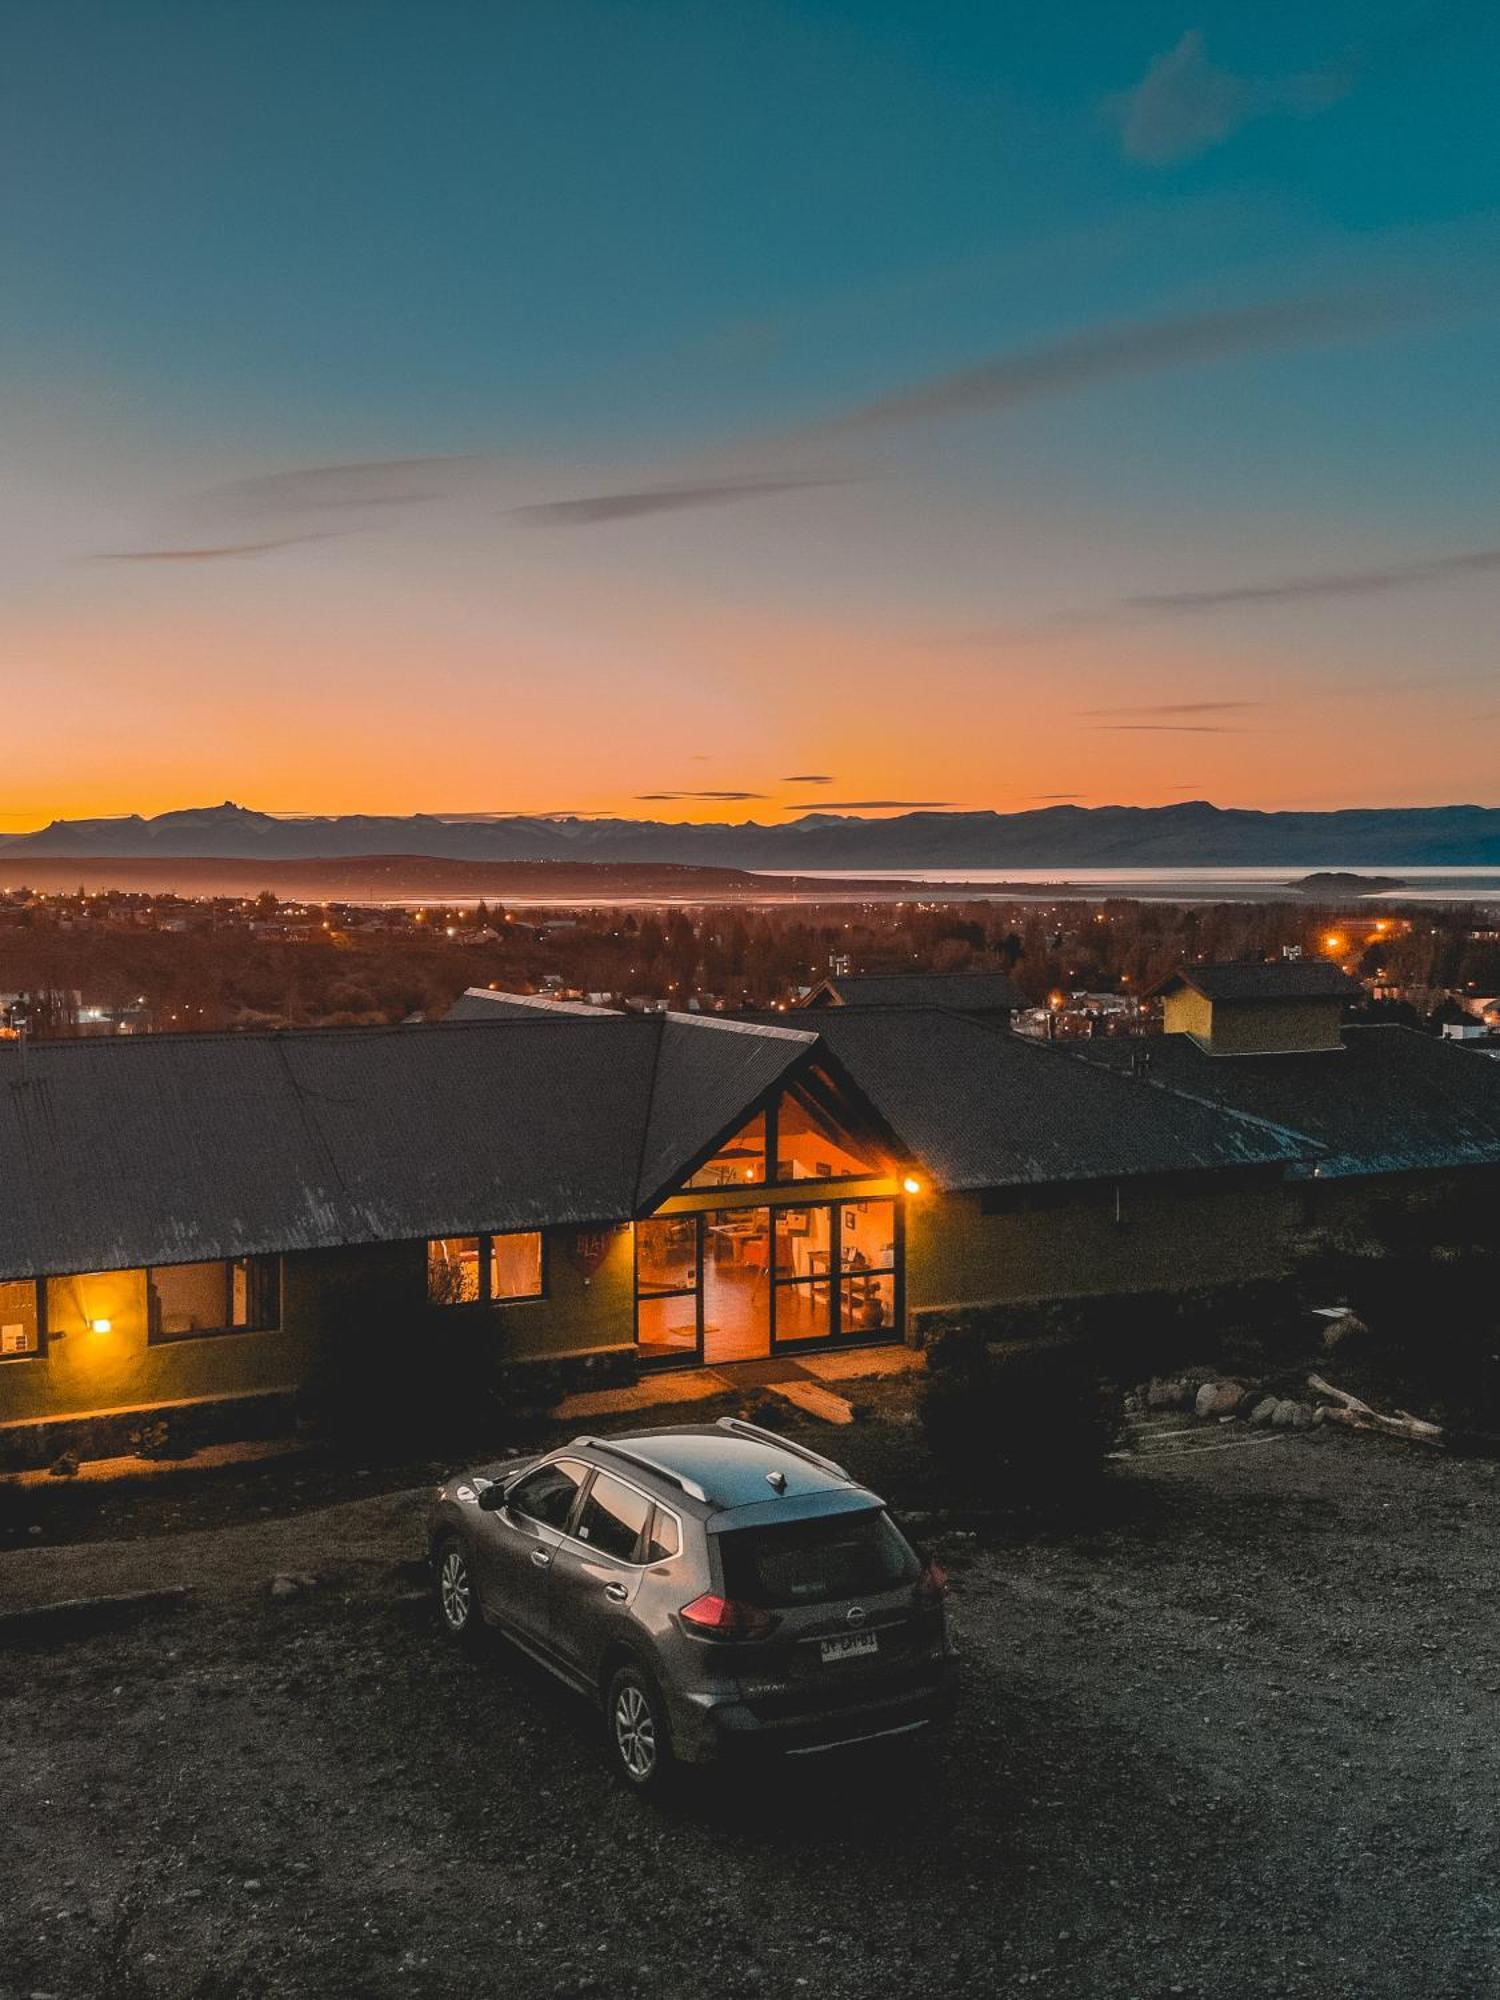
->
[5,1396,1500,2000]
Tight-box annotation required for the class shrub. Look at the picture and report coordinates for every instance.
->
[919,1329,1122,1504]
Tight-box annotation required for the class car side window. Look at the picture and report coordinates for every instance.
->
[575,1471,652,1562]
[507,1458,587,1531]
[646,1506,681,1564]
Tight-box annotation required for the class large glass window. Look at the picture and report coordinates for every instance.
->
[686,1113,766,1188]
[776,1091,879,1181]
[636,1217,700,1362]
[0,1280,41,1359]
[427,1232,544,1306]
[148,1257,281,1342]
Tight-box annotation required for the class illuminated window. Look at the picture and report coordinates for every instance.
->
[491,1231,544,1302]
[428,1237,481,1305]
[428,1232,544,1306]
[148,1257,281,1342]
[0,1279,41,1359]
[775,1090,879,1181]
[687,1113,766,1188]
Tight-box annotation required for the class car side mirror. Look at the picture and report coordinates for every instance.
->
[477,1482,510,1513]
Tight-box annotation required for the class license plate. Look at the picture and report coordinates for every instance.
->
[820,1630,879,1664]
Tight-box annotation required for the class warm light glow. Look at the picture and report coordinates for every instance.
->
[1324,933,1345,953]
[89,1317,112,1334]
[902,1176,922,1196]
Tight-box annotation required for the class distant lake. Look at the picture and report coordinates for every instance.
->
[759,865,1500,904]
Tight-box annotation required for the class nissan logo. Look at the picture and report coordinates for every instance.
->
[846,1605,867,1627]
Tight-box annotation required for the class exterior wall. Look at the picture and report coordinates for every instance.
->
[905,1173,1301,1320]
[1,1266,318,1428]
[1164,989,1342,1054]
[0,1223,638,1444]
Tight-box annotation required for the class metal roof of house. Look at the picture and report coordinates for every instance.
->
[0,1016,805,1282]
[635,1015,816,1208]
[1149,962,1361,1004]
[446,988,609,1021]
[778,1008,1314,1191]
[803,970,1027,1012]
[1076,1026,1500,1178]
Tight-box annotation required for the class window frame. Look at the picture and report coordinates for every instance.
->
[146,1256,282,1345]
[426,1229,548,1309]
[0,1278,45,1362]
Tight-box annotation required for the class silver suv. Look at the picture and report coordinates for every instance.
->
[427,1418,953,1791]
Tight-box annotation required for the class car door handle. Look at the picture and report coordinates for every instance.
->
[530,1549,552,1568]
[604,1582,629,1602]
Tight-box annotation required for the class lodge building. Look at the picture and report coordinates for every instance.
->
[3,968,1499,1470]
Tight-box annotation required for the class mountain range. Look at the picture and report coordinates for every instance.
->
[3,800,1500,868]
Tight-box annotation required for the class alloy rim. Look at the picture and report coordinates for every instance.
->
[439,1548,471,1630]
[614,1683,656,1780]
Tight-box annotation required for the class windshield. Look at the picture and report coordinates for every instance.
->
[719,1510,920,1609]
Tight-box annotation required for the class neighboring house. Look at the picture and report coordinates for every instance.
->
[799,970,1027,1025]
[1147,961,1361,1056]
[1079,962,1500,1242]
[5,968,1500,1470]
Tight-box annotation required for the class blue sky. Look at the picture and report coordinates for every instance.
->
[1,1,1497,821]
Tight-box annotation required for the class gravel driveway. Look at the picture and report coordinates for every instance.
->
[4,1419,1499,1999]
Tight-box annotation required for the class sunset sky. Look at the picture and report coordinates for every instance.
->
[3,1,1498,827]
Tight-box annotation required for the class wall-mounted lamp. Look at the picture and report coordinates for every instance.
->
[89,1318,113,1334]
[902,1176,922,1197]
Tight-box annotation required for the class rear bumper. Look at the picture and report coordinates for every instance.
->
[669,1660,956,1765]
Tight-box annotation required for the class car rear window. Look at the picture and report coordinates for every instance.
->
[719,1510,920,1608]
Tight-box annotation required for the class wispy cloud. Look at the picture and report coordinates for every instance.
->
[781,773,834,784]
[1128,546,1500,614]
[505,473,852,527]
[781,798,959,811]
[1089,723,1250,735]
[1111,30,1354,166]
[772,294,1400,447]
[206,456,489,517]
[1081,699,1260,717]
[637,790,769,802]
[1028,792,1088,800]
[91,535,342,562]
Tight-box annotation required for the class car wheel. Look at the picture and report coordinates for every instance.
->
[606,1664,673,1794]
[435,1537,482,1647]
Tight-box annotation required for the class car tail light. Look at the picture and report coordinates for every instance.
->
[678,1592,777,1641]
[914,1560,948,1605]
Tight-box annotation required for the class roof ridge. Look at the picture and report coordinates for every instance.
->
[663,1009,816,1044]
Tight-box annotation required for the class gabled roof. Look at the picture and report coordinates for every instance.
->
[1150,962,1361,1004]
[634,1016,816,1208]
[0,1016,806,1282]
[1076,1026,1500,1178]
[802,970,1027,1012]
[776,1008,1314,1191]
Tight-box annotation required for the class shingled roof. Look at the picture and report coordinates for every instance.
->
[801,970,1027,1013]
[0,1016,814,1283]
[1076,1025,1500,1178]
[773,1008,1314,1191]
[1149,962,1361,1004]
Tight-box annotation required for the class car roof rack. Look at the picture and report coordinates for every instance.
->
[714,1416,850,1482]
[577,1436,710,1504]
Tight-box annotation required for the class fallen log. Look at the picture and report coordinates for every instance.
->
[1307,1375,1444,1447]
